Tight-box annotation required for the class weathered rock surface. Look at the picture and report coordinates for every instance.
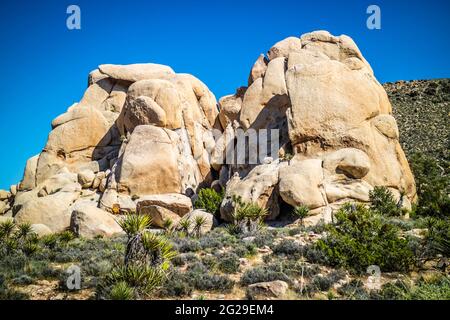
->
[246,280,289,300]
[70,202,123,238]
[183,209,216,235]
[5,30,417,232]
[219,30,416,222]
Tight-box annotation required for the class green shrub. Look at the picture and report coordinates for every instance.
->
[410,153,449,218]
[185,262,235,291]
[369,186,402,217]
[423,217,450,257]
[376,275,450,300]
[217,252,240,273]
[337,279,370,300]
[315,203,415,273]
[194,188,224,216]
[109,281,135,300]
[240,265,291,285]
[293,205,310,226]
[311,275,333,292]
[158,272,193,297]
[272,240,304,257]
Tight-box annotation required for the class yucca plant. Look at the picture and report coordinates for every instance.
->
[22,238,40,256]
[293,205,310,226]
[15,222,33,240]
[141,232,177,269]
[58,230,76,243]
[107,264,165,295]
[118,213,152,238]
[193,216,207,238]
[162,217,174,234]
[231,196,268,234]
[109,281,135,300]
[0,219,16,240]
[178,218,192,236]
[41,233,58,249]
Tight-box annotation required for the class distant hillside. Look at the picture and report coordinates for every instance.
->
[384,79,450,162]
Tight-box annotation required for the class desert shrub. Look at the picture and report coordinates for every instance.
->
[375,275,450,300]
[201,254,218,270]
[185,262,235,291]
[174,238,201,253]
[327,269,347,283]
[288,227,304,236]
[199,228,237,250]
[194,188,224,216]
[311,275,333,292]
[171,253,199,267]
[272,240,305,257]
[315,203,415,273]
[369,186,402,217]
[11,275,33,286]
[337,279,370,300]
[158,272,193,297]
[253,231,274,248]
[422,217,450,257]
[109,281,135,300]
[233,242,257,258]
[410,153,449,218]
[240,265,291,286]
[217,252,240,273]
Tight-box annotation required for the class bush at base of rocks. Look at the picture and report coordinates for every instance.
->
[315,203,415,273]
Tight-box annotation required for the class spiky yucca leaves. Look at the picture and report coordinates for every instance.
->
[118,213,152,238]
[293,205,310,226]
[107,264,165,296]
[109,281,135,300]
[193,216,207,238]
[162,218,174,234]
[230,196,268,234]
[0,219,16,240]
[141,232,177,270]
[178,218,192,236]
[15,223,34,240]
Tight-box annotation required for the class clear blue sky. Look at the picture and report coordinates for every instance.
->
[0,0,449,189]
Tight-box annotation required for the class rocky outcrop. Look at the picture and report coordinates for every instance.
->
[2,30,417,233]
[218,30,416,222]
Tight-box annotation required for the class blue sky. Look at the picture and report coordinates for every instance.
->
[0,0,449,189]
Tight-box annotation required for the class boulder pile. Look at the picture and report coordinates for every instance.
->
[0,30,416,236]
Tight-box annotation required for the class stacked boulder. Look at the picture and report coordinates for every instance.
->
[218,30,416,224]
[0,30,417,235]
[3,63,220,237]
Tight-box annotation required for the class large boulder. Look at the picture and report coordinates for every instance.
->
[279,158,326,209]
[14,190,80,233]
[136,193,192,216]
[219,30,416,222]
[221,160,282,221]
[116,125,182,195]
[70,202,123,238]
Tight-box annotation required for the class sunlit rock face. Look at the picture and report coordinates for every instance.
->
[218,30,416,222]
[4,30,416,234]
